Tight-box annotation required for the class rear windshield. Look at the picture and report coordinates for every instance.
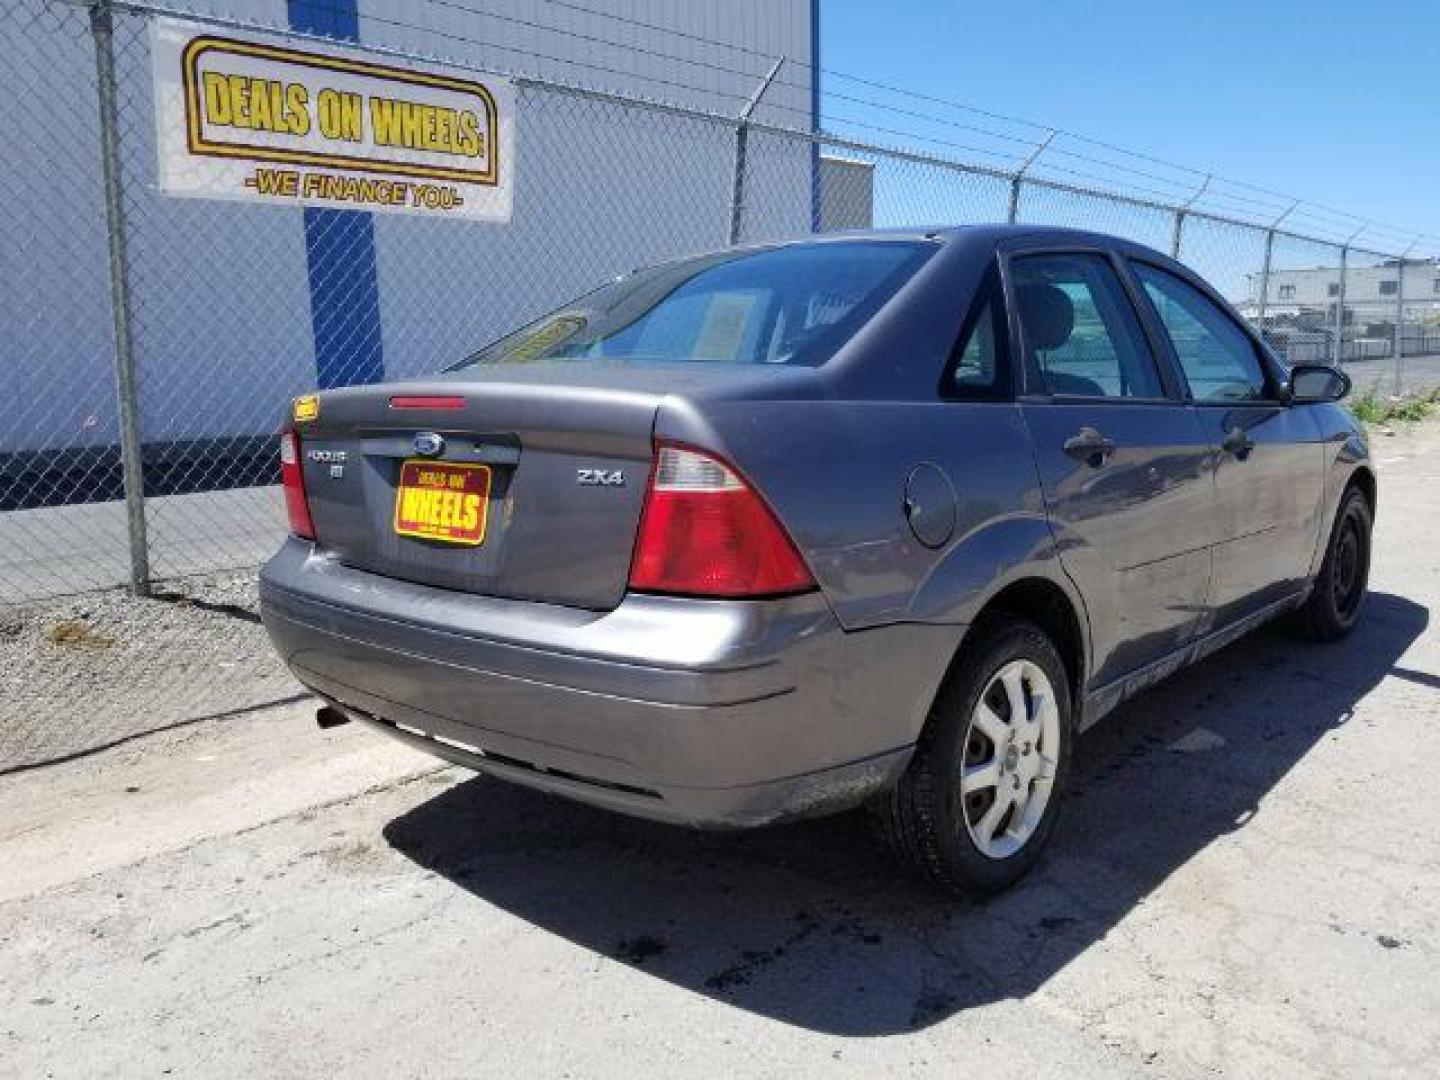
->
[455,240,934,369]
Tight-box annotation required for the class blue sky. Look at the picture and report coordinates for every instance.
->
[820,0,1440,248]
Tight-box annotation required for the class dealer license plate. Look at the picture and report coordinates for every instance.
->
[393,460,492,546]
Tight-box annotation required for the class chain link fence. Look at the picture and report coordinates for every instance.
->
[3,0,1438,770]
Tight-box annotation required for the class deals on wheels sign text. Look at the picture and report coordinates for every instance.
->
[150,18,515,220]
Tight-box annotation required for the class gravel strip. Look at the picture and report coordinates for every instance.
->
[0,569,301,772]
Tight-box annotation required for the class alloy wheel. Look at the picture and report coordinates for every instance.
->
[958,659,1061,859]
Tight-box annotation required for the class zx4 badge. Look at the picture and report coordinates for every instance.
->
[577,468,625,487]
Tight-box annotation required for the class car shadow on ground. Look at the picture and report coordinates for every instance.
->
[383,592,1427,1036]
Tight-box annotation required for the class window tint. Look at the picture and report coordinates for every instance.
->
[454,241,934,369]
[1011,253,1164,399]
[1132,263,1270,403]
[948,276,1010,399]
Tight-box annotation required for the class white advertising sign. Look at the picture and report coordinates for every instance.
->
[150,18,514,220]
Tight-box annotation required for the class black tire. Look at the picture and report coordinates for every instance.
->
[871,617,1073,898]
[1299,486,1372,642]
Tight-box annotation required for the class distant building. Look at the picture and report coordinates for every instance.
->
[818,155,875,231]
[1231,257,1440,363]
[1237,258,1440,324]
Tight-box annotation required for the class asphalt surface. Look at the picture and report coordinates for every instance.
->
[2,423,1438,1079]
[0,487,284,603]
[1344,348,1440,396]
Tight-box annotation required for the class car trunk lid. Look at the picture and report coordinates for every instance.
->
[294,376,658,611]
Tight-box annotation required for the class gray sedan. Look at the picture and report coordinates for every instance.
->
[260,225,1373,897]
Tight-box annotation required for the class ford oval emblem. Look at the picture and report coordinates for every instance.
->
[413,432,445,458]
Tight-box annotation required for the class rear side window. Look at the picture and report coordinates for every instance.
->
[456,241,934,369]
[947,273,1011,400]
[1011,253,1164,399]
[1132,263,1270,403]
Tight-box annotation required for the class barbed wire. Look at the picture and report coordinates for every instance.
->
[500,0,1437,254]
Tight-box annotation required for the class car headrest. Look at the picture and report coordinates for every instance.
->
[1016,283,1074,351]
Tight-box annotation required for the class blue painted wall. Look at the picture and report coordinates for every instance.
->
[286,0,385,389]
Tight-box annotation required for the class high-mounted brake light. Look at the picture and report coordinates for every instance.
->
[279,429,315,540]
[389,395,466,410]
[629,444,815,598]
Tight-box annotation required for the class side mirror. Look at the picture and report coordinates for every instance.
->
[1287,363,1351,404]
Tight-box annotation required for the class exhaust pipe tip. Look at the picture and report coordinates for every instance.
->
[316,705,351,730]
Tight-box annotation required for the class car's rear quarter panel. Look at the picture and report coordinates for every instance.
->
[659,397,1056,635]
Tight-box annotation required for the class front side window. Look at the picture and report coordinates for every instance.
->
[1133,263,1270,403]
[454,241,934,369]
[1010,253,1164,399]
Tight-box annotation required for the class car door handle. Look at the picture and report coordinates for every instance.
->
[1221,426,1255,460]
[1063,427,1116,467]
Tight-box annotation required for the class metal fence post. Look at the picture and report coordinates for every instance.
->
[1392,235,1425,393]
[1255,229,1273,332]
[1007,131,1053,224]
[1332,246,1348,366]
[1393,255,1406,395]
[1170,174,1210,259]
[90,0,150,596]
[728,56,783,247]
[1254,202,1298,345]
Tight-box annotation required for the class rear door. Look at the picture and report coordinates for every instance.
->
[1007,247,1217,688]
[1127,260,1326,624]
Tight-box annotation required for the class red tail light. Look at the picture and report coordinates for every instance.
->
[279,429,315,540]
[629,444,815,598]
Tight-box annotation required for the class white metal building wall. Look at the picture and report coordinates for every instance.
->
[1,0,817,453]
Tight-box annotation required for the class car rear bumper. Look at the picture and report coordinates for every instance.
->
[258,538,961,828]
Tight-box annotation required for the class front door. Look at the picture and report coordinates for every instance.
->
[1127,261,1326,626]
[1009,250,1217,690]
